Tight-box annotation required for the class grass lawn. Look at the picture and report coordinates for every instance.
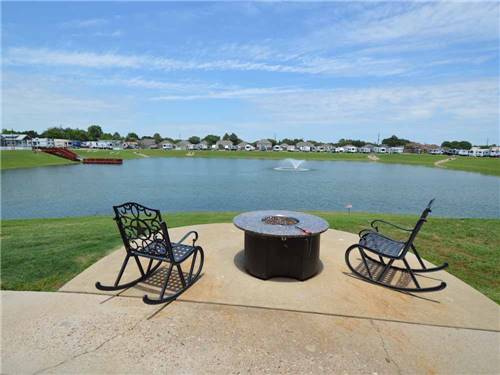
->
[3,149,498,176]
[1,212,499,303]
[0,150,76,170]
[442,156,500,176]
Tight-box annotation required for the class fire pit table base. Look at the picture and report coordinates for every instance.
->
[245,232,320,280]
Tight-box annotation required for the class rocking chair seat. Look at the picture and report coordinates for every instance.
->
[140,241,197,262]
[360,232,405,258]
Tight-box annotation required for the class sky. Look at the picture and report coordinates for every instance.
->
[2,1,499,144]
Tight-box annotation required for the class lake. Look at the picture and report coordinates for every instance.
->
[1,158,499,219]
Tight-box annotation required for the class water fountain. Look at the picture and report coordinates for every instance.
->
[274,158,309,171]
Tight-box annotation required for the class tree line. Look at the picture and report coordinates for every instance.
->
[1,126,488,149]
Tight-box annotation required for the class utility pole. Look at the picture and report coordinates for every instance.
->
[486,138,489,147]
[377,133,380,145]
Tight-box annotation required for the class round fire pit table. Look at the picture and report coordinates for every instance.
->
[233,210,329,280]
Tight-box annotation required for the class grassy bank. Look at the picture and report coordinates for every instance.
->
[443,157,500,176]
[0,150,76,169]
[1,212,499,303]
[2,149,499,176]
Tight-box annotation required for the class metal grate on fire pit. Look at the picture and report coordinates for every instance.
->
[261,215,299,226]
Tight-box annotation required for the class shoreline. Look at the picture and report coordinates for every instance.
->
[2,149,499,176]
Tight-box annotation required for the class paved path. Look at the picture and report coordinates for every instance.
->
[133,151,150,158]
[434,157,456,167]
[2,224,499,374]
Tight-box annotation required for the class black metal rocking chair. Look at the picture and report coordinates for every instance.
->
[96,202,204,304]
[345,199,448,293]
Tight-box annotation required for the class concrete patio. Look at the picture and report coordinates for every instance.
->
[2,223,499,374]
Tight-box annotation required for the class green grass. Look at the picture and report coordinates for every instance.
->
[1,212,499,303]
[2,149,498,176]
[442,156,500,176]
[0,150,76,170]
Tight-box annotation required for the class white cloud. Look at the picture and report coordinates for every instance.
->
[1,77,133,131]
[61,18,109,29]
[150,87,301,101]
[248,79,499,127]
[3,47,413,77]
[301,2,499,51]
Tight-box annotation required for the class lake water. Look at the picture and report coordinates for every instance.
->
[1,158,499,219]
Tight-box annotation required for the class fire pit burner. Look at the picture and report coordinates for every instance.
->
[261,215,299,226]
[233,210,329,280]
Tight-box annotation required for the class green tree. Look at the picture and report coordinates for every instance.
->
[381,135,410,147]
[222,132,241,144]
[100,132,114,140]
[87,125,103,141]
[153,133,162,144]
[42,127,67,139]
[441,140,472,150]
[337,139,366,147]
[125,132,139,141]
[112,132,122,140]
[67,128,89,141]
[203,134,220,145]
[280,138,303,145]
[458,141,472,150]
[189,136,201,144]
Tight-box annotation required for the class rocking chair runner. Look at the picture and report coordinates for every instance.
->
[95,202,204,304]
[345,199,448,292]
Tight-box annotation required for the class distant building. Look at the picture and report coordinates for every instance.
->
[344,145,358,153]
[320,143,333,152]
[279,143,289,151]
[215,140,233,150]
[196,140,209,150]
[176,140,194,150]
[468,147,490,157]
[160,141,174,150]
[489,146,500,157]
[1,134,32,149]
[334,147,345,153]
[237,141,248,150]
[373,146,387,153]
[32,137,55,148]
[139,138,157,149]
[388,146,404,154]
[256,139,273,151]
[296,141,314,152]
[123,141,139,149]
[53,139,71,148]
[359,144,375,153]
[429,148,444,155]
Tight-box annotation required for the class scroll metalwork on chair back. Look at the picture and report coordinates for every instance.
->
[113,202,173,259]
[97,201,205,304]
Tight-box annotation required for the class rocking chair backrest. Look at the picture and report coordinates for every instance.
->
[113,202,174,259]
[401,199,434,255]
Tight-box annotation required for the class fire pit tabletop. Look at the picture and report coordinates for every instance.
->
[233,210,329,237]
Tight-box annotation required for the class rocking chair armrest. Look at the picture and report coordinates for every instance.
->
[358,229,375,238]
[177,230,199,245]
[370,220,412,233]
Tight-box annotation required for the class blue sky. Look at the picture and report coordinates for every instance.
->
[2,1,499,144]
